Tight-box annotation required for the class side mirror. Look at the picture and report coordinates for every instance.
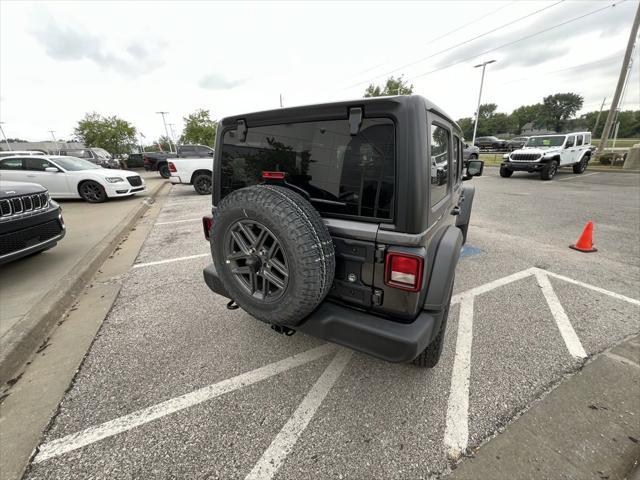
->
[463,160,484,181]
[45,167,59,173]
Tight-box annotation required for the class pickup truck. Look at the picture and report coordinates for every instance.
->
[168,156,212,194]
[144,144,213,178]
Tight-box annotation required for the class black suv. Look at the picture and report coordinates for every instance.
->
[144,144,214,178]
[202,96,483,367]
[474,136,506,151]
[0,181,65,265]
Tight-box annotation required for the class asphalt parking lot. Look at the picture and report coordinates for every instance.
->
[23,167,640,479]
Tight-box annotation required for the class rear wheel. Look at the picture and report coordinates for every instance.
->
[412,281,454,368]
[541,160,558,181]
[158,163,170,179]
[193,173,212,195]
[499,166,513,177]
[573,155,589,174]
[78,180,107,203]
[211,185,335,327]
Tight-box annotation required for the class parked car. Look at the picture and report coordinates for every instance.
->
[202,95,484,368]
[0,150,46,158]
[506,136,530,151]
[0,180,65,265]
[144,144,214,179]
[168,157,212,194]
[463,143,480,160]
[500,132,593,181]
[0,155,145,202]
[474,136,507,151]
[58,148,119,169]
[124,153,145,168]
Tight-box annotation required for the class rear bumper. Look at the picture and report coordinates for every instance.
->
[169,176,182,184]
[203,263,441,363]
[502,161,544,172]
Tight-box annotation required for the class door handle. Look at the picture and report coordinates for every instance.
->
[26,174,36,178]
[451,206,460,216]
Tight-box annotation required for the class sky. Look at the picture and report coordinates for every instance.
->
[1,0,638,143]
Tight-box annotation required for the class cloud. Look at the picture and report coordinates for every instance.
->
[31,19,164,76]
[434,1,636,71]
[198,74,245,90]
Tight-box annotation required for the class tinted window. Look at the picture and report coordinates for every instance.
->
[566,136,575,148]
[221,118,395,220]
[180,146,195,154]
[430,124,450,206]
[25,158,53,171]
[195,146,212,154]
[0,158,23,170]
[65,150,93,159]
[576,135,583,146]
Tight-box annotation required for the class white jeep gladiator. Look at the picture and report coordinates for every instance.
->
[169,157,213,194]
[500,132,593,181]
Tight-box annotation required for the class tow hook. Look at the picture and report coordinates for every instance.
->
[226,299,239,310]
[271,324,296,336]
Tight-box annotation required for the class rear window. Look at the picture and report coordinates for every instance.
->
[220,118,395,220]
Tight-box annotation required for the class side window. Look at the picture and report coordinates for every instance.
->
[181,146,194,155]
[0,158,23,170]
[452,135,460,183]
[430,124,450,206]
[565,136,575,148]
[576,135,583,146]
[25,158,53,171]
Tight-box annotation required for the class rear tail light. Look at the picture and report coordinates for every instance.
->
[262,171,285,180]
[384,252,424,292]
[168,162,177,173]
[202,215,213,240]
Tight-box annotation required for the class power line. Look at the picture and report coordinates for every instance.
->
[408,0,627,82]
[352,0,518,78]
[341,0,565,91]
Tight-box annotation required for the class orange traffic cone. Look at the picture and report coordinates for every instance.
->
[570,221,597,253]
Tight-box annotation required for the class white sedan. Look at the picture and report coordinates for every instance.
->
[0,155,146,203]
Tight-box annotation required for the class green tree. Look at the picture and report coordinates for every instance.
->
[539,93,584,132]
[74,112,137,155]
[509,104,543,134]
[181,109,218,146]
[457,117,474,140]
[364,76,414,97]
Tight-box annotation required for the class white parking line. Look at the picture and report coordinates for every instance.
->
[132,253,209,269]
[34,344,336,463]
[558,172,599,181]
[451,268,536,305]
[443,295,475,460]
[604,352,640,369]
[156,218,202,226]
[543,270,640,306]
[245,349,353,480]
[535,271,587,359]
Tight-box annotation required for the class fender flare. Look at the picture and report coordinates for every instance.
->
[423,226,462,312]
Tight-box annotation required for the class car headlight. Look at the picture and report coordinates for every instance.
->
[105,177,125,183]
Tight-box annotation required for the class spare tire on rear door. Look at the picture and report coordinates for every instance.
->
[210,185,335,327]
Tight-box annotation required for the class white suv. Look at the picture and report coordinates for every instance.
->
[500,132,593,181]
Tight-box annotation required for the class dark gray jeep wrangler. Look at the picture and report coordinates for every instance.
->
[202,96,483,367]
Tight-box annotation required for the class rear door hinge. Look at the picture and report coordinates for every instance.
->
[372,289,383,306]
[375,246,386,263]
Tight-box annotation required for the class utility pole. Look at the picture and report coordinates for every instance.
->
[48,130,56,141]
[0,122,11,150]
[156,111,174,153]
[471,60,496,144]
[592,97,606,137]
[279,94,283,108]
[598,2,640,154]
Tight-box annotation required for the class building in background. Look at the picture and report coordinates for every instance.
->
[0,141,85,154]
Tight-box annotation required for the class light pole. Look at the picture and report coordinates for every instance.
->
[471,60,496,144]
[0,122,11,150]
[156,111,174,153]
[168,123,178,146]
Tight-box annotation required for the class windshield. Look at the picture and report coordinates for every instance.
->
[92,148,112,159]
[52,156,102,171]
[525,136,566,147]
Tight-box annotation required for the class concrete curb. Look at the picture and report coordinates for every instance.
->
[0,181,169,387]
